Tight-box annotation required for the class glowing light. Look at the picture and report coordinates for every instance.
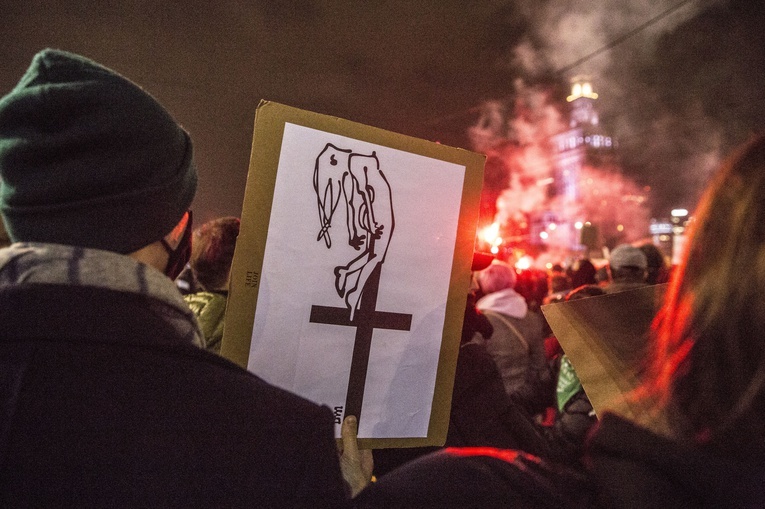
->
[671,208,689,217]
[567,81,598,102]
[482,222,500,244]
[545,262,553,270]
[548,223,557,231]
[470,82,652,257]
[490,246,499,254]
[574,221,584,229]
[617,224,624,232]
[585,221,592,226]
[515,256,533,271]
[540,231,549,240]
[567,83,582,102]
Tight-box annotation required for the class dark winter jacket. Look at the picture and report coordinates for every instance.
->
[587,413,765,508]
[357,412,765,508]
[373,340,553,477]
[0,267,347,507]
[538,355,597,465]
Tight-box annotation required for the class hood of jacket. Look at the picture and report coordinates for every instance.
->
[476,287,528,319]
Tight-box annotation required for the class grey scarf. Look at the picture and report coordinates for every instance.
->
[0,242,203,347]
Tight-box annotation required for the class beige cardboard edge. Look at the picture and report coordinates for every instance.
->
[221,101,486,449]
[220,100,279,368]
[545,304,640,420]
[541,284,667,421]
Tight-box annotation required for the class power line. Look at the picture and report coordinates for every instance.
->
[555,0,698,74]
[428,0,701,126]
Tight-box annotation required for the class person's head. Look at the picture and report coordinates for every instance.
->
[190,216,240,292]
[514,268,548,312]
[638,242,670,285]
[608,244,648,283]
[570,258,597,288]
[649,133,765,450]
[475,260,516,296]
[0,49,196,278]
[549,273,572,294]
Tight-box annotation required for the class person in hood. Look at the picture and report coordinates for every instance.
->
[475,260,553,416]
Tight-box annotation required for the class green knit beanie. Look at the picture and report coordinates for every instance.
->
[0,48,197,254]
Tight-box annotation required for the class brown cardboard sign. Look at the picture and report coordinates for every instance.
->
[541,284,667,421]
[221,101,485,448]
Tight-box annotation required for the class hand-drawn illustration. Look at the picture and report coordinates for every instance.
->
[311,142,411,424]
[313,143,352,249]
[314,144,396,319]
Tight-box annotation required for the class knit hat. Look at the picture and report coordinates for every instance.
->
[609,244,647,270]
[476,259,517,294]
[0,48,197,254]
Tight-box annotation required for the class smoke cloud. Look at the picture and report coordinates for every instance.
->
[470,0,754,232]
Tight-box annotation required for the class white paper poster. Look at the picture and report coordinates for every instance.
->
[222,102,484,447]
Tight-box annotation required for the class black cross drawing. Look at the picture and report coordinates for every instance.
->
[310,264,412,423]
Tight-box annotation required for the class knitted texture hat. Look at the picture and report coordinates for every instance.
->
[0,48,197,254]
[609,244,648,270]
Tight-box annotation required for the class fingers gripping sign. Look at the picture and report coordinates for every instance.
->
[338,415,374,498]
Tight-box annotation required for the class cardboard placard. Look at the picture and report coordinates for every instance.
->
[221,101,485,448]
[541,284,667,421]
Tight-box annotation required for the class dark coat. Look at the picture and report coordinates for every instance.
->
[587,413,765,508]
[0,283,348,508]
[357,412,765,508]
[481,309,554,415]
[446,342,550,456]
[372,341,551,477]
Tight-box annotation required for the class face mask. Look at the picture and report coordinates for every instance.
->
[161,210,192,280]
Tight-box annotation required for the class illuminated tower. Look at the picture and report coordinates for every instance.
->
[568,78,599,127]
[542,77,616,251]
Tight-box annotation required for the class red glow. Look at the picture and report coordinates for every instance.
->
[469,81,651,260]
[444,447,541,465]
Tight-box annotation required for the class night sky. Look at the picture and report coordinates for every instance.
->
[2,0,763,225]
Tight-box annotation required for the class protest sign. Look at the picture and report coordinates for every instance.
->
[221,102,485,448]
[542,284,667,421]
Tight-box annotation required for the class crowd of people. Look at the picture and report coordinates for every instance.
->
[1,48,764,507]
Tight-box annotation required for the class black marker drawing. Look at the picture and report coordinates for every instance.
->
[314,144,352,249]
[311,142,412,424]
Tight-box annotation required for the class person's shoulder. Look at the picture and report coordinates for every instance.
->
[189,348,330,416]
[356,447,594,508]
[184,290,225,312]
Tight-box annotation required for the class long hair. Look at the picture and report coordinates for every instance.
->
[647,134,765,450]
